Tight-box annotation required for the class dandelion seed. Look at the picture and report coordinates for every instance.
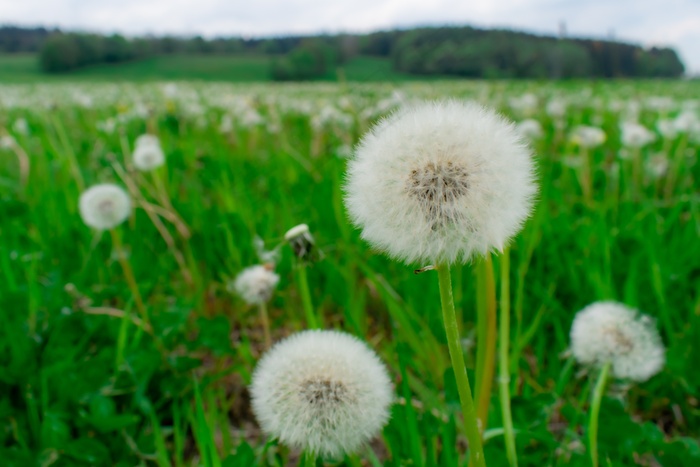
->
[570,301,665,382]
[344,100,537,265]
[78,184,131,230]
[250,330,393,458]
[229,264,279,305]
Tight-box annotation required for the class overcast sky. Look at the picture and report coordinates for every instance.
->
[2,0,699,74]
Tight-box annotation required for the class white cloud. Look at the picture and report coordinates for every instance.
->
[1,0,697,73]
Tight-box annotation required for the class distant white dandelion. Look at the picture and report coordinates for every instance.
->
[250,330,393,458]
[79,184,131,230]
[620,122,655,148]
[570,125,606,148]
[570,301,665,382]
[132,134,165,171]
[516,119,544,141]
[344,100,537,265]
[230,264,279,305]
[12,118,29,135]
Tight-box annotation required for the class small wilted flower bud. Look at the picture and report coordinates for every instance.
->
[250,330,393,458]
[344,100,537,265]
[570,301,665,382]
[284,224,316,261]
[79,184,131,230]
[132,134,165,171]
[229,264,279,305]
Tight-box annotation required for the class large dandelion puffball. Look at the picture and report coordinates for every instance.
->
[345,100,537,265]
[133,134,165,171]
[230,265,279,305]
[78,184,131,230]
[251,330,393,458]
[570,301,665,382]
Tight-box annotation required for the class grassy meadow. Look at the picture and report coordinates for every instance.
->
[1,79,699,466]
[0,54,423,83]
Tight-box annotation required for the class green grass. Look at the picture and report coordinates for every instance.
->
[0,54,432,83]
[0,80,699,466]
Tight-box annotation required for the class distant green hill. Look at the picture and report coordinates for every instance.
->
[0,54,431,83]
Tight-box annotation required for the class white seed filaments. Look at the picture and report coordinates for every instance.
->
[570,301,665,382]
[250,330,393,458]
[132,134,165,171]
[406,160,471,231]
[78,184,131,230]
[345,100,537,265]
[229,264,279,305]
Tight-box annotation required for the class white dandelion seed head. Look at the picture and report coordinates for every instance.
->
[78,183,131,230]
[250,330,393,458]
[132,140,165,171]
[230,265,279,305]
[516,119,544,141]
[657,119,678,140]
[570,125,606,148]
[570,301,665,382]
[344,100,537,265]
[134,133,160,149]
[620,122,655,148]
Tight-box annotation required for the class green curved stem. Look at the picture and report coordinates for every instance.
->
[498,249,517,466]
[437,263,487,467]
[297,263,320,329]
[589,361,611,467]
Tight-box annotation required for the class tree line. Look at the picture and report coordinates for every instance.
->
[0,25,685,78]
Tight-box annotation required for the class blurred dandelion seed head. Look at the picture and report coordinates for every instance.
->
[78,183,131,230]
[570,301,665,382]
[230,265,279,305]
[250,330,393,458]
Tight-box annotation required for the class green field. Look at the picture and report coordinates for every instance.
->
[0,54,426,83]
[1,80,699,466]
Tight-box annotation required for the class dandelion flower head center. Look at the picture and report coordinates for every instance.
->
[406,159,470,230]
[601,326,634,355]
[301,378,350,406]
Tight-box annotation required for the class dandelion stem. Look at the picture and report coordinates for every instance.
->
[110,229,150,327]
[475,254,497,435]
[302,451,318,467]
[297,262,320,329]
[497,248,518,466]
[588,361,611,467]
[259,302,272,349]
[436,262,486,467]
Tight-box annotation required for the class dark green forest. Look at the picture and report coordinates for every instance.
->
[0,25,685,79]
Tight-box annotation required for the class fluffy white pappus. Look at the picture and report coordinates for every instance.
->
[570,125,606,148]
[620,122,655,148]
[135,133,160,148]
[79,183,131,230]
[570,301,665,382]
[133,141,165,171]
[515,119,544,141]
[250,330,393,458]
[231,265,279,305]
[344,100,537,265]
[133,134,165,171]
